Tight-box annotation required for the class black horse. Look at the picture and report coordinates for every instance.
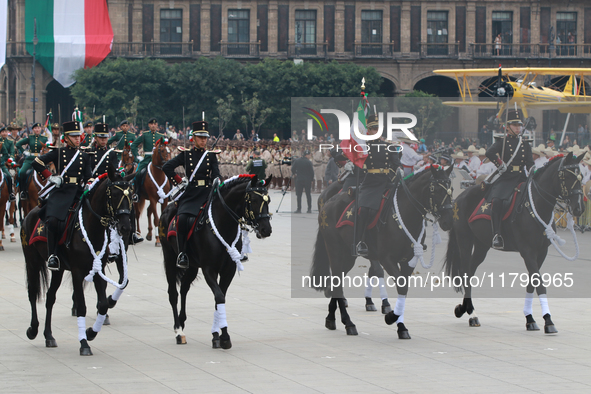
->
[444,152,585,332]
[22,166,134,355]
[311,165,454,338]
[159,174,273,348]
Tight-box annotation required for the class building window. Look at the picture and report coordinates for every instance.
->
[492,11,513,55]
[427,11,448,55]
[295,10,316,55]
[228,10,250,54]
[361,10,382,55]
[557,12,577,56]
[160,9,182,54]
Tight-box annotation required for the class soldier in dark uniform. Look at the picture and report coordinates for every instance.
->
[485,109,533,250]
[355,114,401,257]
[0,126,17,201]
[89,123,143,245]
[16,122,48,200]
[291,150,314,213]
[32,121,92,270]
[162,121,220,269]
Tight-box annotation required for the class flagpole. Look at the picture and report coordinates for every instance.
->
[352,77,366,257]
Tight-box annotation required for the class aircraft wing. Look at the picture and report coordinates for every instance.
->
[526,101,591,113]
[434,67,591,77]
[441,101,498,108]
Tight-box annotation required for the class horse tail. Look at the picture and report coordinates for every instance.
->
[443,226,463,293]
[24,244,48,302]
[310,229,331,291]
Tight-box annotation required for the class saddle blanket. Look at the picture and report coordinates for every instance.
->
[167,206,206,240]
[29,212,74,245]
[469,183,524,223]
[335,190,390,229]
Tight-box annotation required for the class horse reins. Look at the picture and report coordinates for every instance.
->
[399,172,453,221]
[215,181,272,230]
[85,180,134,227]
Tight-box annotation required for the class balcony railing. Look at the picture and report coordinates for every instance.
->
[420,43,459,58]
[353,42,395,58]
[470,43,591,59]
[288,42,328,59]
[109,42,194,57]
[220,42,260,58]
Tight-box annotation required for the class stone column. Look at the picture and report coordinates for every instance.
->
[466,2,476,48]
[268,1,278,55]
[335,1,345,55]
[401,3,411,54]
[201,1,211,54]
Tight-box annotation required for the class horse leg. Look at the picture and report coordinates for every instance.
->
[153,202,161,247]
[325,298,338,330]
[203,266,233,349]
[86,277,109,342]
[146,199,156,242]
[43,269,64,348]
[455,239,488,327]
[522,247,548,331]
[177,265,198,344]
[25,255,45,341]
[523,247,557,334]
[71,270,92,356]
[134,200,145,238]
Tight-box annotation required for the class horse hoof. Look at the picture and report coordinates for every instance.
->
[220,338,232,349]
[544,325,558,334]
[0,245,4,251]
[385,311,399,325]
[103,314,110,326]
[397,324,411,340]
[212,338,221,348]
[146,234,152,241]
[365,303,377,312]
[45,339,58,348]
[10,237,16,243]
[86,328,98,341]
[454,304,466,318]
[107,295,117,309]
[469,317,481,327]
[526,322,540,331]
[71,307,77,317]
[2,234,5,239]
[345,325,358,336]
[382,305,392,315]
[155,242,161,247]
[343,299,348,308]
[80,345,93,356]
[176,335,187,345]
[325,319,337,330]
[26,327,38,340]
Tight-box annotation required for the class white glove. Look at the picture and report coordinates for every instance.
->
[498,162,507,174]
[344,162,354,172]
[48,175,63,188]
[137,156,144,162]
[24,151,31,157]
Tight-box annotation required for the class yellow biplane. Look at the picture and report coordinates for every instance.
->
[433,67,591,118]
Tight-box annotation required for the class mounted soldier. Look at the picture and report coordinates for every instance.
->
[485,108,533,250]
[16,122,48,200]
[48,123,65,148]
[162,120,220,269]
[355,114,401,257]
[107,120,136,159]
[0,126,17,201]
[80,121,94,148]
[131,118,166,199]
[32,121,92,270]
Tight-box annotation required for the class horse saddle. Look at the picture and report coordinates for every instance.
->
[29,212,75,246]
[469,182,526,223]
[335,189,391,230]
[167,205,206,241]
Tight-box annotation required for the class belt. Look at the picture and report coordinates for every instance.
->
[32,153,40,156]
[191,179,210,187]
[144,152,153,156]
[510,166,522,172]
[367,168,391,174]
[63,176,81,184]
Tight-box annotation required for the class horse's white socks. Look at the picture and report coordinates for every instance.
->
[539,294,550,316]
[93,313,107,333]
[217,304,228,329]
[394,295,406,323]
[364,281,373,298]
[523,292,535,316]
[77,317,87,341]
[111,287,124,301]
[379,277,388,300]
[211,309,220,334]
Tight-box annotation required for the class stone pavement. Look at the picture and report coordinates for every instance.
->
[1,190,591,393]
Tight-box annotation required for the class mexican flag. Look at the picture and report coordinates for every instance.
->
[340,96,370,168]
[25,0,113,88]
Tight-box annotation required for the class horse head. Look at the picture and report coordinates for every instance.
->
[427,164,454,231]
[556,152,586,217]
[121,143,136,175]
[92,165,135,238]
[245,175,273,239]
[153,138,171,167]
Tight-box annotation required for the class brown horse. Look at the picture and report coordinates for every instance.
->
[134,140,171,246]
[0,142,16,247]
[19,143,53,222]
[120,143,136,176]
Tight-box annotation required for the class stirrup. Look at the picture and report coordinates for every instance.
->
[47,254,60,271]
[20,191,28,201]
[492,234,504,250]
[176,252,189,269]
[356,241,369,257]
[9,193,16,202]
[132,193,139,203]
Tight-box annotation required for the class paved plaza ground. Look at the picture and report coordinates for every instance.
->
[1,190,591,393]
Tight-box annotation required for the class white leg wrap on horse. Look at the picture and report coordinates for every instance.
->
[394,295,406,323]
[111,287,124,301]
[211,309,220,334]
[523,292,535,316]
[364,281,373,298]
[539,294,550,316]
[77,317,87,341]
[93,313,107,333]
[379,277,388,300]
[6,224,14,235]
[174,327,185,337]
[217,304,228,329]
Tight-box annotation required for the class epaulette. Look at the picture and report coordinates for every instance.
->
[177,146,190,152]
[210,149,221,154]
[113,149,123,153]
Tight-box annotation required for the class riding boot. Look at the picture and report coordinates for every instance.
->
[46,217,61,271]
[176,214,190,269]
[355,207,374,257]
[6,175,16,202]
[128,207,143,244]
[19,173,28,200]
[491,199,504,250]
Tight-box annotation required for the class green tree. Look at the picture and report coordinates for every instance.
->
[213,95,235,138]
[397,90,453,139]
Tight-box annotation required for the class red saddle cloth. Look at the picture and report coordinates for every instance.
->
[468,183,523,223]
[335,190,390,229]
[167,205,206,240]
[29,212,74,245]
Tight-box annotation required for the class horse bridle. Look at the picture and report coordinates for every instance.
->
[86,180,134,227]
[400,171,453,221]
[151,145,168,170]
[532,157,583,211]
[215,182,272,230]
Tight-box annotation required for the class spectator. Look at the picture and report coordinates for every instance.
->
[249,129,259,142]
[273,133,280,142]
[495,34,502,56]
[233,129,244,140]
